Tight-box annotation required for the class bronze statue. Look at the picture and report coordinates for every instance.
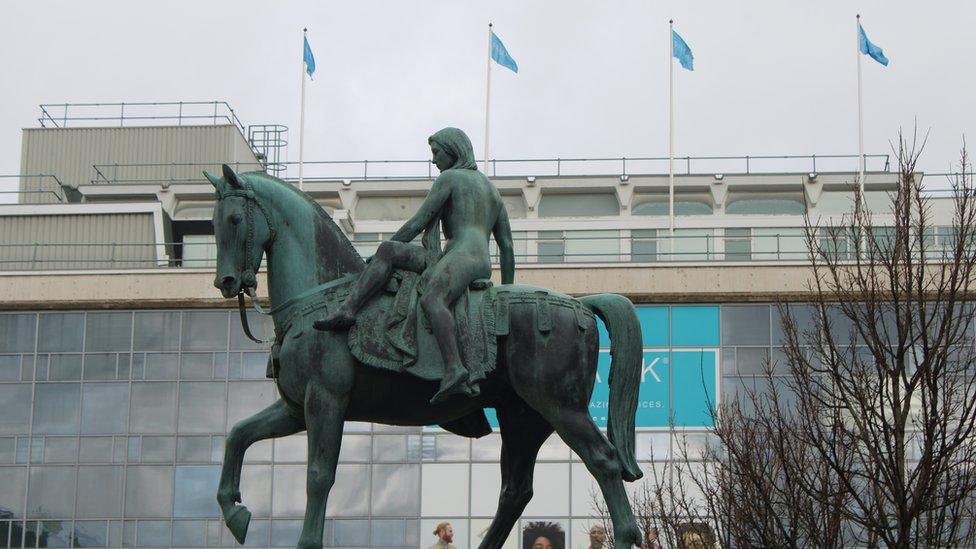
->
[206,151,644,548]
[314,128,514,403]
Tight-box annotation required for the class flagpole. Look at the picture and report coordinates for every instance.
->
[299,28,308,191]
[669,19,675,234]
[856,14,865,195]
[484,22,493,174]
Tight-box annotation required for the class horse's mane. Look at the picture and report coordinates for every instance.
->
[243,171,365,272]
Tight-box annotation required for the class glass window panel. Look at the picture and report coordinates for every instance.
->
[177,436,211,463]
[133,312,181,351]
[523,463,570,516]
[434,434,469,461]
[16,437,29,463]
[48,354,82,380]
[37,313,84,353]
[0,386,32,434]
[0,437,14,464]
[772,304,818,344]
[182,312,229,351]
[140,436,174,462]
[323,464,369,517]
[129,383,177,434]
[724,228,752,260]
[81,383,129,434]
[130,354,145,380]
[75,466,123,518]
[240,465,272,518]
[753,227,806,261]
[538,193,619,217]
[145,353,179,380]
[271,465,306,517]
[73,520,108,548]
[124,466,173,517]
[0,355,20,381]
[174,465,221,518]
[472,433,502,461]
[370,464,419,516]
[272,435,307,463]
[33,384,80,435]
[42,437,77,463]
[338,435,370,462]
[271,520,302,547]
[735,347,770,375]
[83,354,117,380]
[211,436,224,462]
[372,435,407,462]
[136,521,170,547]
[721,305,771,345]
[228,352,242,379]
[564,230,620,262]
[726,194,806,215]
[470,463,502,516]
[421,463,468,516]
[636,431,671,461]
[180,353,213,380]
[85,313,132,352]
[333,520,368,547]
[79,437,113,463]
[27,466,76,518]
[213,353,228,379]
[113,437,126,463]
[128,437,141,462]
[171,520,205,547]
[231,312,273,351]
[0,467,26,518]
[371,519,406,547]
[226,382,277,430]
[537,433,571,461]
[241,519,269,547]
[29,438,43,463]
[242,353,268,379]
[178,382,226,434]
[0,314,35,353]
[40,520,72,547]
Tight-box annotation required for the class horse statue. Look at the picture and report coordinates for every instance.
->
[205,164,645,549]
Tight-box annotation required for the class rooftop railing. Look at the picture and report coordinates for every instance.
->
[38,101,248,134]
[87,154,893,186]
[0,229,960,271]
[0,175,69,204]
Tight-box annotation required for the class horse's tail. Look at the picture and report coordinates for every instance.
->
[580,294,644,482]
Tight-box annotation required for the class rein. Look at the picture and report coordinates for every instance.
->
[237,275,357,344]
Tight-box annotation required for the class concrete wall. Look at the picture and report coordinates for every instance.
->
[20,125,260,202]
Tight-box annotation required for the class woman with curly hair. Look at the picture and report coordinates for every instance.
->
[522,521,565,549]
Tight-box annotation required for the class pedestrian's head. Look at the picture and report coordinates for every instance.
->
[589,525,607,545]
[522,521,564,549]
[433,522,453,543]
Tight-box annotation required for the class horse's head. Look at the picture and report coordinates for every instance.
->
[204,164,276,299]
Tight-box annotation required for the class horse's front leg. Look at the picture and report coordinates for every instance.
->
[218,398,305,544]
[297,381,349,549]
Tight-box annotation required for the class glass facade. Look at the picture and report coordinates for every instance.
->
[0,305,805,548]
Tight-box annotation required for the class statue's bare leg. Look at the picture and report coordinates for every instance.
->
[314,241,426,331]
[423,251,490,403]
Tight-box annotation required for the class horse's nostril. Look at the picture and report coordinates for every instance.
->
[217,275,237,291]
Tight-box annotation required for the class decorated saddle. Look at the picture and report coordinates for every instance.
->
[347,269,498,392]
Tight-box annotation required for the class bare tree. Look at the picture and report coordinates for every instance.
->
[593,134,976,548]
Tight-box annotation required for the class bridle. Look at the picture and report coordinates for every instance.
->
[216,179,277,343]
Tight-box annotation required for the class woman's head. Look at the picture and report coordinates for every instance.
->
[428,127,478,172]
[522,521,564,549]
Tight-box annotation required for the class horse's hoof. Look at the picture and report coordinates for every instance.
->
[224,504,251,544]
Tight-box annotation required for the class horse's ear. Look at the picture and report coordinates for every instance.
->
[222,164,243,189]
[203,171,223,192]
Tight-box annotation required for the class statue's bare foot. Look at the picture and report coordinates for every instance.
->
[430,369,469,404]
[313,309,356,331]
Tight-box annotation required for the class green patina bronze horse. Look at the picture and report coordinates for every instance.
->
[206,164,644,549]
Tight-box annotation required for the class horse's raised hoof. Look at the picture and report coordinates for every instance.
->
[224,504,252,544]
[313,310,355,331]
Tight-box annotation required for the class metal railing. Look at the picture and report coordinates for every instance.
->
[38,101,248,134]
[0,229,961,271]
[86,154,892,186]
[0,175,68,203]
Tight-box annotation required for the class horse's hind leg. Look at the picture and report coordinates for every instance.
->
[478,405,554,549]
[217,398,304,544]
[543,408,641,548]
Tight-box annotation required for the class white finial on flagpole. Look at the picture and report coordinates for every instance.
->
[299,27,308,191]
[669,19,675,234]
[484,22,493,174]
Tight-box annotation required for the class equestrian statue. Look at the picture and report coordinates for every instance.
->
[205,127,645,549]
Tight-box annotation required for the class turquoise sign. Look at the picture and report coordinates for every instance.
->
[482,305,719,430]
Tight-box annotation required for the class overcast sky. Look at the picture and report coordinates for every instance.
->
[1,0,974,193]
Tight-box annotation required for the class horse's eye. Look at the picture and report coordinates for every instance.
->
[230,214,243,225]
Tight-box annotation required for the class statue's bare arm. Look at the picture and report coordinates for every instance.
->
[390,175,452,243]
[493,207,515,284]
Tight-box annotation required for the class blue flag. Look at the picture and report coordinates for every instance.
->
[672,29,694,71]
[303,35,316,78]
[858,23,889,66]
[491,30,518,73]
